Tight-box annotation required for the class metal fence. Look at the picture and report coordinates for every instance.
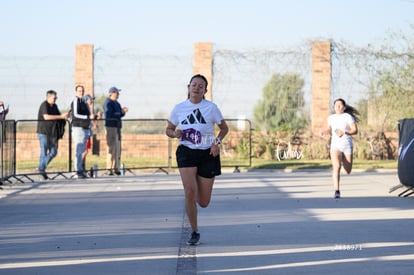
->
[0,119,252,184]
[0,120,16,183]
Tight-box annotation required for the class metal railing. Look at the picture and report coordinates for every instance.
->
[0,120,16,184]
[1,119,252,184]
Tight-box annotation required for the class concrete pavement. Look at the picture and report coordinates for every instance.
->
[0,169,413,274]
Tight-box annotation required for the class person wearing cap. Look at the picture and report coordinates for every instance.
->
[103,86,128,175]
[81,94,102,173]
[71,85,95,179]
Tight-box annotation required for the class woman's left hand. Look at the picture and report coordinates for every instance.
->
[210,143,220,157]
[335,129,346,137]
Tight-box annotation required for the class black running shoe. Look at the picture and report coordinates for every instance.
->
[187,231,200,246]
[74,172,87,179]
[37,169,49,180]
[334,190,341,199]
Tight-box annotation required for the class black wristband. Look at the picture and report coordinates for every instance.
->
[215,137,222,144]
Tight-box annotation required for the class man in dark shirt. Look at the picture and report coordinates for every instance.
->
[0,100,9,121]
[37,90,69,180]
[0,100,9,145]
[103,87,128,175]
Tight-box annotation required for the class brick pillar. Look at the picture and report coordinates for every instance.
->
[311,41,331,134]
[193,42,213,101]
[75,44,94,97]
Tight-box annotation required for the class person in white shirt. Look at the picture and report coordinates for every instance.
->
[166,74,229,245]
[321,98,360,199]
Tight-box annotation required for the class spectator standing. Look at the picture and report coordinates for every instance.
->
[0,100,9,144]
[81,94,102,174]
[37,90,69,180]
[71,85,95,178]
[103,87,128,175]
[0,100,9,121]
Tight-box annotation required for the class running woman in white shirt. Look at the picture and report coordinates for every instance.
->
[166,74,229,245]
[321,98,360,199]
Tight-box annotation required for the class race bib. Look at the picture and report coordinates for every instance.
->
[181,128,202,144]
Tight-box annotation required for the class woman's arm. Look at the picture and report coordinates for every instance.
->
[215,120,229,143]
[345,122,358,135]
[165,121,183,138]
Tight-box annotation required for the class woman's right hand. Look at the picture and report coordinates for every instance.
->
[174,129,183,138]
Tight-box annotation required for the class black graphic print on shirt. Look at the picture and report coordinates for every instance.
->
[181,108,206,125]
[180,108,207,144]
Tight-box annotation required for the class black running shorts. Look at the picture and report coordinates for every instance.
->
[176,145,221,178]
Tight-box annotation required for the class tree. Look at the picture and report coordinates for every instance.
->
[93,94,107,115]
[253,73,308,132]
[355,26,414,131]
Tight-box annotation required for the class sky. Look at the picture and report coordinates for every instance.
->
[1,0,413,56]
[1,0,413,120]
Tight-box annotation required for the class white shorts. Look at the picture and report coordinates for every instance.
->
[330,143,353,155]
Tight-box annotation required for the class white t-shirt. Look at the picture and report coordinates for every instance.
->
[169,99,224,150]
[328,112,355,148]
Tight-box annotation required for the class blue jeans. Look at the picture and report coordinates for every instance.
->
[37,133,58,171]
[72,127,90,173]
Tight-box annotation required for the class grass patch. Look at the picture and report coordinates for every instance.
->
[16,156,398,174]
[250,159,397,170]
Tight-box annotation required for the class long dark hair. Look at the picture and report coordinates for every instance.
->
[334,98,360,123]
